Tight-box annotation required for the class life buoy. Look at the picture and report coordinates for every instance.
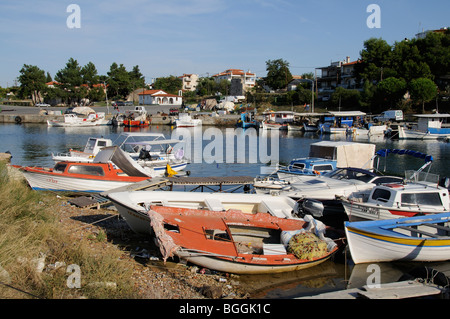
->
[14,116,22,124]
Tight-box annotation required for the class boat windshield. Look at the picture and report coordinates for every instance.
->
[67,165,105,176]
[328,168,374,182]
[401,193,443,207]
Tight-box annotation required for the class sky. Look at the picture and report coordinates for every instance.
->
[0,0,449,87]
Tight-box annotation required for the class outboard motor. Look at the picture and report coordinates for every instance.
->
[295,199,324,218]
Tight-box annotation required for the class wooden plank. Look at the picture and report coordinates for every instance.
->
[396,226,442,238]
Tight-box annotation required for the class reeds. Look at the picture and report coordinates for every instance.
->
[0,162,137,299]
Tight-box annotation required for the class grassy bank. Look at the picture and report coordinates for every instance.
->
[0,162,137,299]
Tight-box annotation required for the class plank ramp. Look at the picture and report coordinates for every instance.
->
[298,280,445,299]
[100,177,169,195]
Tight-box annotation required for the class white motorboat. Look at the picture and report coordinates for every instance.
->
[52,133,189,176]
[47,113,109,127]
[174,113,202,127]
[398,113,450,140]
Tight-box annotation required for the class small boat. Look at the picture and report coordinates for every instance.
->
[319,111,366,134]
[341,148,449,222]
[276,157,337,179]
[106,191,303,234]
[47,113,108,127]
[261,120,288,130]
[236,112,257,129]
[303,122,318,132]
[398,113,450,140]
[14,153,151,193]
[260,111,294,130]
[52,133,189,176]
[345,212,450,264]
[341,182,450,222]
[175,113,202,127]
[52,137,113,162]
[347,124,387,136]
[147,205,338,274]
[123,106,151,127]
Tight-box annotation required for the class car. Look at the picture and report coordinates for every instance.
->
[35,103,50,107]
[169,108,179,116]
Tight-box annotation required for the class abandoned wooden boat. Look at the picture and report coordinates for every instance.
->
[147,205,338,274]
[345,212,450,264]
[106,191,304,234]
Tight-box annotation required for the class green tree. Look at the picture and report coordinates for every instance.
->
[129,65,146,91]
[81,62,99,86]
[355,38,394,83]
[55,58,85,104]
[196,77,216,96]
[107,63,131,99]
[153,76,182,95]
[375,77,407,109]
[265,59,293,90]
[409,77,438,113]
[331,87,361,110]
[18,64,47,104]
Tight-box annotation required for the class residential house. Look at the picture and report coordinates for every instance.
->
[315,57,363,98]
[138,89,182,106]
[179,74,199,92]
[212,69,256,94]
[415,27,448,39]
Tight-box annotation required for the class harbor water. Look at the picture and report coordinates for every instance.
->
[2,122,450,298]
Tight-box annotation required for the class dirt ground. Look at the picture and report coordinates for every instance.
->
[56,197,251,299]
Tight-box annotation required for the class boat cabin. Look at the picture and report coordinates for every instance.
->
[262,111,295,124]
[82,137,113,155]
[279,157,337,176]
[363,183,450,211]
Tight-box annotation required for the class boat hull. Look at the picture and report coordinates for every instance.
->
[176,249,334,275]
[21,170,145,193]
[345,218,450,264]
[398,126,450,140]
[342,200,449,222]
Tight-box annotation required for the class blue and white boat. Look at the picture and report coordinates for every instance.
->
[319,111,366,134]
[398,113,450,140]
[276,157,337,179]
[345,213,450,264]
[237,112,257,129]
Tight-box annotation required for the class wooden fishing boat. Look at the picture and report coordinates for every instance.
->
[147,205,338,274]
[106,191,302,234]
[14,161,150,193]
[398,113,450,140]
[345,212,450,264]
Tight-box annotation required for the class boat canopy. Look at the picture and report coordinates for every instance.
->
[376,149,433,163]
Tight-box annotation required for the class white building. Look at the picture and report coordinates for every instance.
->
[179,74,199,92]
[138,89,182,106]
[212,69,256,91]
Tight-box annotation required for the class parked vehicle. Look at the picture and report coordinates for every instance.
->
[373,110,403,123]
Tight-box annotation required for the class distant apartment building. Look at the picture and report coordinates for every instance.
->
[315,57,362,94]
[212,69,256,95]
[415,27,448,39]
[179,74,199,92]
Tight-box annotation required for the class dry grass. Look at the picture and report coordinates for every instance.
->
[0,162,138,299]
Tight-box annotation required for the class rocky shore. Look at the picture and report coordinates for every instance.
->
[57,196,251,299]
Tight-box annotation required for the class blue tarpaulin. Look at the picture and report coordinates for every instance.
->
[376,149,433,163]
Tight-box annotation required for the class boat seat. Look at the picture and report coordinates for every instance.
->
[260,200,290,219]
[204,198,225,211]
[396,226,442,238]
